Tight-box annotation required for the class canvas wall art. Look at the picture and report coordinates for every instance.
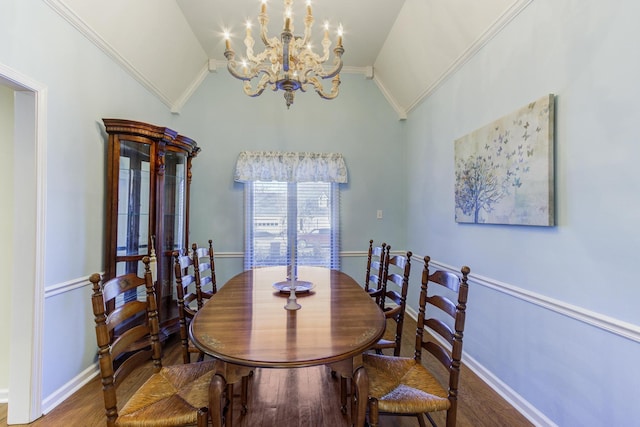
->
[454,94,555,226]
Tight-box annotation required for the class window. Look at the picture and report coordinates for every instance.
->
[245,181,340,270]
[235,151,347,271]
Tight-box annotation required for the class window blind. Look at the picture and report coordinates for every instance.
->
[244,181,340,270]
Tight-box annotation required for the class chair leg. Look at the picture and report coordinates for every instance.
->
[209,374,226,427]
[350,379,356,422]
[196,407,208,427]
[340,376,348,414]
[225,384,234,427]
[240,375,249,415]
[417,413,428,427]
[368,397,379,427]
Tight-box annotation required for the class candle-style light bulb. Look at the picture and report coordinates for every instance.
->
[323,21,329,39]
[223,29,231,50]
[337,24,343,47]
[261,0,267,14]
[246,20,252,36]
[306,0,312,16]
[285,8,292,31]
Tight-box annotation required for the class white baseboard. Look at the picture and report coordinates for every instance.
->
[41,363,99,414]
[0,388,8,403]
[462,351,557,427]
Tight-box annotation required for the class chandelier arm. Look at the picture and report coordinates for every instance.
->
[307,75,341,100]
[242,74,271,97]
[301,14,314,46]
[318,37,332,63]
[297,49,324,70]
[246,48,271,65]
[226,50,276,83]
[295,80,308,92]
[311,57,343,79]
[225,51,251,82]
[248,45,276,65]
[227,65,246,81]
[227,60,272,82]
[244,33,257,63]
[258,12,275,48]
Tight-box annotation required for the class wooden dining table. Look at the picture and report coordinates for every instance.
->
[189,265,386,427]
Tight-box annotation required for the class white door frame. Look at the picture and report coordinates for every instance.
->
[0,63,47,424]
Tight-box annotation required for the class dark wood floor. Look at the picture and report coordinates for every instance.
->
[1,317,533,427]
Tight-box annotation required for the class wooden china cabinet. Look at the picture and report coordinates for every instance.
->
[102,118,200,335]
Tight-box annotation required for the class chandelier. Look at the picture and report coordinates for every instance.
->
[223,0,344,108]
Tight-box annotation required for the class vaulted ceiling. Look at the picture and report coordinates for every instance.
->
[45,0,531,119]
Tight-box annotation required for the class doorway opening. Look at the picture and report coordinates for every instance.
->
[0,64,47,424]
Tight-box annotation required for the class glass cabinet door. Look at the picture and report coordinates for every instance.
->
[163,150,187,254]
[116,140,151,278]
[161,150,188,299]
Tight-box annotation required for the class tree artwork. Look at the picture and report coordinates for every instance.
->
[454,94,555,226]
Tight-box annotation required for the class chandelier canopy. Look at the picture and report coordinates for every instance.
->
[223,0,344,108]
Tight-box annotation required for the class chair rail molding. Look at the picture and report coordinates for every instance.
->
[44,274,103,299]
[412,255,640,344]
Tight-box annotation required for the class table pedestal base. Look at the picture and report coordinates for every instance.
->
[208,357,369,427]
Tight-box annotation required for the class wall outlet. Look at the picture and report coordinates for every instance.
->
[377,210,383,219]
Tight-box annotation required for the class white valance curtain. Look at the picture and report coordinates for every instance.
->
[234,151,348,183]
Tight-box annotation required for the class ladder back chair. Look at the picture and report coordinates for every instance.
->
[339,241,391,413]
[90,256,219,427]
[174,243,252,422]
[364,240,388,305]
[192,240,217,301]
[338,240,390,411]
[174,249,208,364]
[371,248,412,356]
[364,256,471,427]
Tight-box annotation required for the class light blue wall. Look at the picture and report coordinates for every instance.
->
[171,71,407,284]
[405,0,640,425]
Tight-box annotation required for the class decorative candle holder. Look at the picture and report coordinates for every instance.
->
[284,237,301,310]
[284,285,301,310]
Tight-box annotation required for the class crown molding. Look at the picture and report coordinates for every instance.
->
[404,0,534,116]
[171,63,210,114]
[43,0,175,109]
[372,75,408,120]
